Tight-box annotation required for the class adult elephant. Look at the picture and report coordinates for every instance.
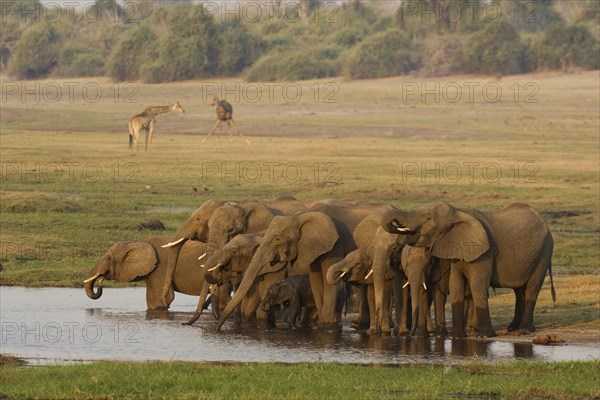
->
[84,237,217,310]
[381,201,555,337]
[185,233,265,326]
[161,197,306,306]
[215,203,393,332]
[326,215,410,335]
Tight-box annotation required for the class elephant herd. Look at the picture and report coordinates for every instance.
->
[84,197,555,338]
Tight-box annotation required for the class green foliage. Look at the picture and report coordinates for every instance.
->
[56,44,104,77]
[216,21,266,76]
[500,0,564,32]
[421,34,465,76]
[532,23,600,70]
[246,46,341,82]
[464,21,528,75]
[106,25,159,81]
[348,29,420,79]
[8,22,61,79]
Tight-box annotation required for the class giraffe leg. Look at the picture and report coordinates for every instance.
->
[146,119,155,152]
[203,120,221,142]
[230,118,250,144]
[217,120,223,142]
[227,120,233,141]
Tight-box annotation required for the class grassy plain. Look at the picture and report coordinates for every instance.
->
[1,358,599,400]
[1,72,599,337]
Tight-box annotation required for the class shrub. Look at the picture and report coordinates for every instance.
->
[56,44,104,77]
[532,23,599,70]
[347,29,420,79]
[106,25,158,81]
[217,21,266,76]
[464,22,528,75]
[421,34,465,77]
[8,22,60,79]
[246,48,341,82]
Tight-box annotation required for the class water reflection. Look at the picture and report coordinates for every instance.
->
[1,287,598,364]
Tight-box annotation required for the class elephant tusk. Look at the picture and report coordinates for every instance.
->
[339,271,347,279]
[364,269,373,280]
[198,253,207,260]
[97,276,105,284]
[396,227,412,233]
[200,264,205,268]
[207,263,222,272]
[161,238,185,248]
[402,281,410,289]
[83,272,102,283]
[422,282,428,291]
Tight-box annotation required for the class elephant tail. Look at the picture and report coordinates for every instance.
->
[548,260,556,304]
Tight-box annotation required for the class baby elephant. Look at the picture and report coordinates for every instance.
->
[260,275,316,329]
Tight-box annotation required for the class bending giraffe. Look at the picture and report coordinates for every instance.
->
[128,102,185,151]
[203,96,249,143]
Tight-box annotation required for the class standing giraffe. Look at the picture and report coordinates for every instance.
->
[128,102,185,151]
[203,96,249,143]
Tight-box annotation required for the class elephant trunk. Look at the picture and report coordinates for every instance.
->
[160,243,187,306]
[183,282,211,326]
[381,209,413,235]
[408,272,428,338]
[216,246,268,330]
[326,261,347,285]
[84,274,103,300]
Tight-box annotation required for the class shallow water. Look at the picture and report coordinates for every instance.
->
[1,287,598,364]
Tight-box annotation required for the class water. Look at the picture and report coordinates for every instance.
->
[1,287,598,364]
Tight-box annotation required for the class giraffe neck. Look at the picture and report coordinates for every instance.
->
[143,104,176,116]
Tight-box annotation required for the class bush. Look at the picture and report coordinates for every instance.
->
[106,25,158,81]
[246,48,341,82]
[464,22,528,75]
[421,34,465,77]
[8,22,60,79]
[217,21,266,76]
[347,29,420,79]
[56,44,104,77]
[532,23,599,70]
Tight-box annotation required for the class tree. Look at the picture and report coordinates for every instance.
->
[106,25,159,81]
[8,22,60,79]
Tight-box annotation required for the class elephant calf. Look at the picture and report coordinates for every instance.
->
[260,275,316,329]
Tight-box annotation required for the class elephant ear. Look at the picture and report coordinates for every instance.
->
[430,211,489,262]
[352,216,380,260]
[294,212,339,274]
[117,242,158,282]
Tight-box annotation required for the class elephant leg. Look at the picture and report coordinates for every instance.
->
[520,247,552,333]
[508,286,525,331]
[449,266,467,339]
[257,272,284,329]
[352,285,370,330]
[319,272,342,332]
[380,280,393,335]
[288,297,301,329]
[467,266,495,338]
[392,273,409,335]
[433,286,448,337]
[426,291,434,334]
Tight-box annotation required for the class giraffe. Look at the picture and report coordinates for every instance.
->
[203,95,249,143]
[128,102,185,151]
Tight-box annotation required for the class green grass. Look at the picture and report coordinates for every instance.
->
[1,360,599,399]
